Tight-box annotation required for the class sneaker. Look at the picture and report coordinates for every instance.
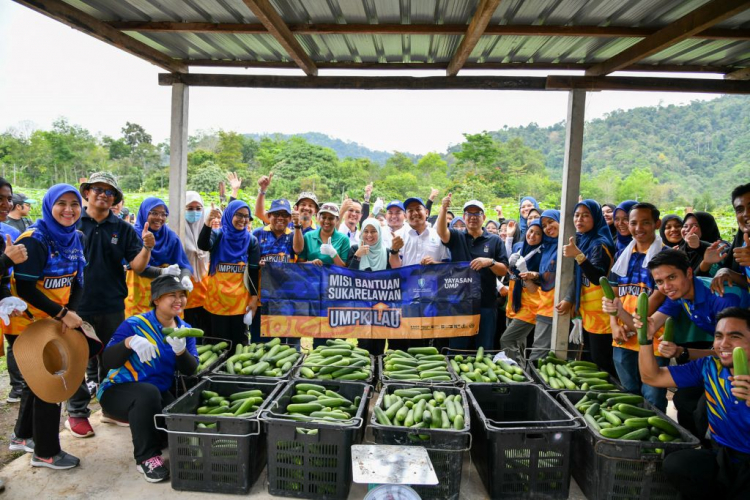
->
[31,451,80,470]
[6,394,20,404]
[65,417,95,438]
[100,413,129,427]
[9,433,34,453]
[136,455,169,483]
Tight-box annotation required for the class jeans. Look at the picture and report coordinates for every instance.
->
[613,347,669,411]
[499,318,535,362]
[449,307,497,351]
[529,317,553,361]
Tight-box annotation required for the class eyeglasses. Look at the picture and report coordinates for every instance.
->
[91,186,117,197]
[269,212,290,218]
[464,211,484,218]
[148,211,168,219]
[233,213,251,220]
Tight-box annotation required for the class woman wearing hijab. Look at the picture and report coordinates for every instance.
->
[10,184,101,470]
[198,200,260,348]
[181,192,210,332]
[602,203,617,238]
[518,196,540,237]
[681,212,725,276]
[348,218,403,356]
[125,197,193,317]
[557,199,616,376]
[449,217,466,232]
[485,220,499,235]
[613,200,637,253]
[523,210,560,362]
[500,220,543,362]
[660,214,684,246]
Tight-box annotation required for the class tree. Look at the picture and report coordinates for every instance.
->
[188,162,227,192]
[122,122,152,149]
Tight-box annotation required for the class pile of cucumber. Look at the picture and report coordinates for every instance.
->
[275,382,362,424]
[381,347,454,382]
[216,338,301,377]
[298,339,372,381]
[574,392,682,443]
[196,341,229,373]
[195,388,270,428]
[373,387,466,432]
[450,347,529,383]
[536,352,619,391]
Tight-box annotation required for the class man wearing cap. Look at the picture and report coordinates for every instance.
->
[64,172,155,439]
[5,193,35,234]
[255,172,319,234]
[381,200,407,249]
[436,194,509,350]
[250,198,297,344]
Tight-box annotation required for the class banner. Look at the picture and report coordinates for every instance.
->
[260,262,481,339]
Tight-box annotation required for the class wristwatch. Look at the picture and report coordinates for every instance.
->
[490,259,496,267]
[389,249,400,255]
[677,347,690,364]
[574,253,587,264]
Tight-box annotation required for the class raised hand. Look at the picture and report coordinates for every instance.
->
[429,188,439,201]
[734,233,750,267]
[227,172,242,192]
[4,234,27,265]
[355,245,370,258]
[258,172,273,191]
[291,208,300,226]
[495,205,503,218]
[703,240,729,265]
[684,225,701,249]
[391,233,404,252]
[206,203,222,227]
[563,236,582,259]
[441,193,452,210]
[364,182,373,200]
[506,220,516,237]
[142,222,155,248]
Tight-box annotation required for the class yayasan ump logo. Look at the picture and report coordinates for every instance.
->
[443,276,473,289]
[328,303,402,328]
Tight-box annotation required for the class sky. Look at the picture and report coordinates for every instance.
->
[0,1,723,156]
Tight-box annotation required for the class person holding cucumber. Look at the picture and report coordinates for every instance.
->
[638,307,750,499]
[97,274,199,483]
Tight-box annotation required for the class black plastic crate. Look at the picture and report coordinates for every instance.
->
[369,383,471,500]
[211,344,303,382]
[157,377,281,494]
[558,391,700,500]
[466,383,581,499]
[175,336,233,395]
[529,358,624,395]
[261,379,371,499]
[292,354,376,384]
[442,348,534,385]
[378,354,460,387]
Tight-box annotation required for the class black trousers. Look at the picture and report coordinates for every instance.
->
[583,329,617,379]
[209,313,247,348]
[184,306,211,334]
[15,384,62,458]
[663,447,750,500]
[99,383,174,463]
[67,310,124,418]
[4,334,26,397]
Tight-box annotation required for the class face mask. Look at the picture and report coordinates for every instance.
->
[185,210,202,223]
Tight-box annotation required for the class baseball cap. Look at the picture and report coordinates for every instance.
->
[268,198,292,215]
[463,200,485,213]
[151,274,189,303]
[80,172,124,204]
[318,202,339,218]
[386,200,405,211]
[295,192,319,209]
[403,198,426,210]
[11,193,37,206]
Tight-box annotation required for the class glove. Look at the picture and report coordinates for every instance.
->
[161,264,180,276]
[129,336,157,363]
[372,198,384,216]
[515,256,528,274]
[508,252,520,268]
[243,309,254,326]
[165,335,187,355]
[319,243,337,257]
[181,276,194,292]
[0,297,26,326]
[568,318,583,345]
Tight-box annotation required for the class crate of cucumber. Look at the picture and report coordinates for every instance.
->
[211,337,303,381]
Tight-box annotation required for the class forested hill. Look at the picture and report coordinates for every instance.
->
[481,95,750,195]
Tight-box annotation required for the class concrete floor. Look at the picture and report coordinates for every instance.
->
[0,410,587,499]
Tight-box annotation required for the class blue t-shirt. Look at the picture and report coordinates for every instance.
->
[657,276,747,333]
[669,356,750,454]
[97,310,199,396]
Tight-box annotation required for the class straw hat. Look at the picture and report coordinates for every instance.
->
[14,319,90,403]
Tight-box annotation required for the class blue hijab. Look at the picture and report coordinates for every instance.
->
[539,209,560,292]
[449,217,465,230]
[30,184,86,286]
[133,197,192,273]
[613,200,637,252]
[519,196,540,234]
[209,200,252,276]
[511,219,543,313]
[573,199,615,313]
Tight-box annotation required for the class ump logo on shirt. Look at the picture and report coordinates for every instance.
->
[44,274,75,289]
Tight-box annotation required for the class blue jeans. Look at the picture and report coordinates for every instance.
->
[613,347,669,411]
[449,307,497,351]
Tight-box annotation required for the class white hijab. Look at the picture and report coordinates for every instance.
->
[183,191,209,281]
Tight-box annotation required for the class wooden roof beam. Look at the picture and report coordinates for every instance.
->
[13,0,186,73]
[447,0,502,77]
[241,0,317,76]
[547,75,750,94]
[725,66,750,80]
[107,21,750,41]
[586,0,750,77]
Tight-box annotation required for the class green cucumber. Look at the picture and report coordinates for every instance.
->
[647,416,680,437]
[734,347,748,401]
[374,406,392,426]
[619,428,651,441]
[637,292,650,345]
[662,317,674,343]
[617,404,656,418]
[599,277,617,316]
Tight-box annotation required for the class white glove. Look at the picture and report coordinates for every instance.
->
[372,198,384,216]
[129,336,157,363]
[508,252,520,268]
[243,309,254,326]
[181,276,194,292]
[568,318,583,345]
[161,264,180,276]
[516,256,528,274]
[165,336,187,355]
[0,297,26,326]
[319,243,337,257]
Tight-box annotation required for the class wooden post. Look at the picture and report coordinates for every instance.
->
[552,90,586,357]
[169,82,188,239]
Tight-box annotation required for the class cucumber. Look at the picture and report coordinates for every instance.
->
[310,411,351,420]
[600,425,633,439]
[647,416,680,437]
[599,277,617,316]
[212,341,228,353]
[374,406,392,426]
[662,317,674,343]
[618,404,656,418]
[619,428,651,441]
[166,327,204,338]
[407,347,439,356]
[291,395,318,404]
[296,383,327,393]
[453,415,464,430]
[287,403,323,414]
[320,349,352,358]
[201,390,219,400]
[623,417,651,429]
[734,347,748,401]
[637,292,651,345]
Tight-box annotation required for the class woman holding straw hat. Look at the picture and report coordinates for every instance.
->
[10,184,101,470]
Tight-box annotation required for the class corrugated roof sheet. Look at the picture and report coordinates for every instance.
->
[59,0,750,70]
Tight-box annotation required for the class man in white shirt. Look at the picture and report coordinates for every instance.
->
[397,197,450,266]
[381,200,407,248]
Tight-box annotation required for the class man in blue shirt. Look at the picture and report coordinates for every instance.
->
[638,307,750,499]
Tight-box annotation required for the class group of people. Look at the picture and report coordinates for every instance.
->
[0,169,746,496]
